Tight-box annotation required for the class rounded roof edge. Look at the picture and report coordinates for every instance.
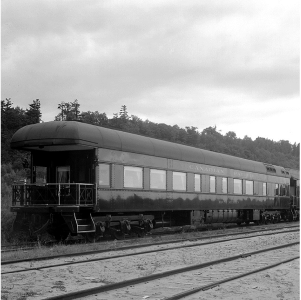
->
[10,121,293,175]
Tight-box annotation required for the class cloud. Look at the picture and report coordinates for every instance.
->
[1,0,299,143]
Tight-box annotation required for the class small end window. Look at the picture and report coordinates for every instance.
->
[275,183,279,196]
[222,177,228,194]
[34,166,47,184]
[234,179,242,194]
[263,182,267,196]
[209,176,216,193]
[246,180,254,195]
[194,174,201,192]
[173,172,186,191]
[99,164,110,187]
[57,166,70,185]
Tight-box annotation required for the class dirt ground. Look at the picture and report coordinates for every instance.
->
[183,259,300,300]
[1,231,299,300]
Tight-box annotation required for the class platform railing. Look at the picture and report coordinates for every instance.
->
[12,183,95,206]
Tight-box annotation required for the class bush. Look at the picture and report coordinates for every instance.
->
[1,209,16,244]
[0,166,6,177]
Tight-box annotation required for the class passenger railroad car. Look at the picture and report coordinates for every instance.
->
[10,121,300,240]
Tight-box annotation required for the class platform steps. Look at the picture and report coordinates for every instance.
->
[62,212,96,234]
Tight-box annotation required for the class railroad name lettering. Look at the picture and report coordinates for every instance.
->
[187,163,225,175]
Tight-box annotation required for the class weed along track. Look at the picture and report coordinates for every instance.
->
[0,221,291,255]
[1,226,299,274]
[1,223,299,264]
[1,227,299,299]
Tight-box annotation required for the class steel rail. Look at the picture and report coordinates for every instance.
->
[1,247,36,253]
[1,241,38,249]
[1,228,299,275]
[43,242,300,300]
[164,256,299,300]
[2,224,299,266]
[1,223,297,252]
[1,227,299,274]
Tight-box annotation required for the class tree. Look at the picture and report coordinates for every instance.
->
[119,105,129,120]
[81,111,108,126]
[26,99,41,124]
[57,102,67,121]
[1,98,39,167]
[202,126,221,137]
[225,131,237,139]
[185,126,199,146]
[72,99,80,120]
[55,100,81,121]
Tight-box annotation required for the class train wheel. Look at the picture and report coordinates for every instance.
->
[130,225,145,237]
[54,231,69,242]
[84,232,96,243]
[110,229,125,240]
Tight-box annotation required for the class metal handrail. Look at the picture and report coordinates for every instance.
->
[12,183,95,207]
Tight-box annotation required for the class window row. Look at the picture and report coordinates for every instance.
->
[98,164,288,196]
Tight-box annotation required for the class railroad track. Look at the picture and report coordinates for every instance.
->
[1,225,299,299]
[1,241,39,253]
[1,224,299,270]
[1,222,298,256]
[1,224,299,268]
[44,242,299,300]
[0,230,300,299]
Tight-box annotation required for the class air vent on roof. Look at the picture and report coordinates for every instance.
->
[265,164,276,173]
[281,169,290,176]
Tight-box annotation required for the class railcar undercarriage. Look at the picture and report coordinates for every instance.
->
[11,206,299,243]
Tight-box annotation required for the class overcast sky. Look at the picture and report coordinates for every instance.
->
[2,0,300,143]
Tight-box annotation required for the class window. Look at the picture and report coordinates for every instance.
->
[222,177,228,194]
[99,164,110,186]
[280,184,288,196]
[173,172,186,191]
[34,166,47,184]
[275,183,279,196]
[150,169,166,190]
[124,166,143,188]
[246,180,253,195]
[263,182,267,196]
[234,179,242,194]
[194,174,201,192]
[209,176,216,193]
[57,166,70,185]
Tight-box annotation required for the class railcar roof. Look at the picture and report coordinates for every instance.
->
[10,121,294,177]
[286,168,300,180]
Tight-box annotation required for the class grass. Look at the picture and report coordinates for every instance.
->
[1,209,16,245]
[1,223,242,262]
[0,219,274,264]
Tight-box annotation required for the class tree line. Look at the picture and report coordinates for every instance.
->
[1,98,300,171]
[1,98,299,241]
